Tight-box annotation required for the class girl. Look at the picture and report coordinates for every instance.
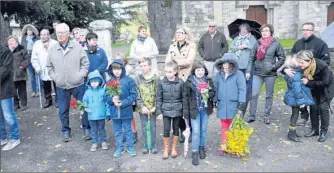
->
[214,53,246,156]
[156,60,184,159]
[183,62,216,165]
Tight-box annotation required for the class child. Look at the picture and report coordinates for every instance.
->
[214,53,246,156]
[83,70,110,152]
[279,54,315,142]
[156,60,184,159]
[134,57,159,154]
[183,61,216,165]
[106,59,137,157]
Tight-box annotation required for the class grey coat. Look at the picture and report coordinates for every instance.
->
[11,45,31,81]
[198,30,229,62]
[230,35,258,69]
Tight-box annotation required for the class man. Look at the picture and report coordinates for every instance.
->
[0,45,21,151]
[50,20,60,41]
[31,29,58,108]
[46,23,91,142]
[285,22,331,126]
[198,21,228,78]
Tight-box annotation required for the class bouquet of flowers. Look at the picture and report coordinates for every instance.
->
[197,81,209,107]
[221,111,254,157]
[106,79,122,117]
[70,98,86,115]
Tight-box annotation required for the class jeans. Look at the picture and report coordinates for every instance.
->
[140,113,157,149]
[190,110,208,151]
[14,80,27,107]
[0,98,20,141]
[249,75,277,120]
[112,118,133,149]
[310,96,330,133]
[163,116,182,137]
[56,84,90,134]
[239,69,253,114]
[290,107,300,127]
[89,120,106,144]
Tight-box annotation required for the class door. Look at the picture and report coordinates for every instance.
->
[246,5,268,25]
[328,2,334,26]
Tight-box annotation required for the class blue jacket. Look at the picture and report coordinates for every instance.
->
[283,68,315,107]
[106,59,137,119]
[83,70,110,120]
[85,47,108,80]
[214,53,246,119]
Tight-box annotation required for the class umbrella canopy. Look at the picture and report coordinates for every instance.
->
[228,18,262,40]
[183,118,191,157]
[321,22,334,48]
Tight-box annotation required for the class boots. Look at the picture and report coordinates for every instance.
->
[192,152,199,165]
[287,129,301,142]
[162,137,170,159]
[171,136,180,158]
[199,146,206,159]
[318,132,328,142]
[304,129,319,137]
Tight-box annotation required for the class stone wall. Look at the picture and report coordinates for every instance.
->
[272,1,298,39]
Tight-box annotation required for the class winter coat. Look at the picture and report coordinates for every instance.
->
[31,39,58,81]
[230,34,258,69]
[106,59,137,119]
[198,30,229,62]
[84,47,108,80]
[291,34,330,65]
[83,70,110,120]
[214,54,247,119]
[134,72,159,114]
[305,59,334,104]
[183,75,217,119]
[0,46,16,99]
[156,76,184,118]
[130,37,159,64]
[11,45,31,81]
[283,68,315,107]
[46,40,89,89]
[246,38,286,76]
[166,41,196,81]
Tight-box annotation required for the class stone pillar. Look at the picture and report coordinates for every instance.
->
[88,20,113,65]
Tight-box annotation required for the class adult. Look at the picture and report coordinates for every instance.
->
[198,21,229,79]
[295,50,334,142]
[46,23,91,142]
[246,24,285,124]
[31,29,58,108]
[50,20,60,40]
[84,32,108,80]
[0,45,21,151]
[78,29,88,48]
[130,25,159,75]
[230,23,258,115]
[8,35,31,111]
[21,24,41,97]
[287,22,331,126]
[72,27,81,42]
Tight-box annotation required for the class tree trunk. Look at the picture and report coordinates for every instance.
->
[147,1,182,54]
[0,14,12,47]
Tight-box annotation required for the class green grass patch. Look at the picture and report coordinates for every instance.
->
[112,43,131,48]
[278,39,296,49]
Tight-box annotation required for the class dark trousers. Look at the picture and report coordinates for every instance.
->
[163,116,181,137]
[290,107,300,127]
[300,106,310,120]
[310,97,330,133]
[43,81,57,103]
[14,80,27,107]
[179,117,192,132]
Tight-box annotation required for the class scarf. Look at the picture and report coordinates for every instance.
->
[256,36,274,60]
[190,75,206,110]
[303,59,316,80]
[26,35,34,52]
[79,41,87,47]
[234,33,250,59]
[137,35,147,43]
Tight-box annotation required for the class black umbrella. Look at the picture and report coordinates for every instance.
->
[228,18,262,40]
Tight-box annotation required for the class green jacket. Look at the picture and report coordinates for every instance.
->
[134,73,159,114]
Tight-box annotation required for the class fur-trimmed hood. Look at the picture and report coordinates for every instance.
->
[22,24,39,36]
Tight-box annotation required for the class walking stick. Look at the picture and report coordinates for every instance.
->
[37,74,43,109]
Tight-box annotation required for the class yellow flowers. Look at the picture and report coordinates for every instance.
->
[222,111,254,157]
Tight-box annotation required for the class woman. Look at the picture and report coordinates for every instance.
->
[246,24,285,124]
[130,25,159,75]
[20,24,41,97]
[293,50,334,142]
[165,25,196,143]
[230,23,258,116]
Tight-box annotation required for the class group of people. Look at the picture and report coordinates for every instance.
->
[0,19,333,167]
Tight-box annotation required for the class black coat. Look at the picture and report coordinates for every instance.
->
[183,75,217,119]
[156,76,184,118]
[0,46,16,99]
[12,45,31,81]
[291,35,330,65]
[247,39,286,76]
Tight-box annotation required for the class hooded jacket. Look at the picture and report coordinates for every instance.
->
[0,46,16,99]
[106,59,137,119]
[214,53,246,119]
[83,70,110,120]
[21,24,40,52]
[12,45,31,81]
[84,47,108,80]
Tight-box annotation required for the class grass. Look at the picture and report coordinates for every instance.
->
[260,76,287,97]
[112,43,131,48]
[278,39,296,49]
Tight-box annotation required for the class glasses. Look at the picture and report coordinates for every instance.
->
[301,29,313,31]
[209,25,216,28]
[176,31,185,35]
[56,31,68,35]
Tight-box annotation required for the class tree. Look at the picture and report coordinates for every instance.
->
[147,0,182,54]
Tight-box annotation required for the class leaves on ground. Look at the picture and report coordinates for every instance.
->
[213,165,218,169]
[62,170,68,172]
[178,162,182,166]
[140,160,147,163]
[257,161,265,166]
[55,144,62,148]
[62,159,66,162]
[172,165,176,169]
[79,165,85,170]
[279,154,285,158]
[183,168,188,172]
[18,152,23,155]
[43,160,48,164]
[107,168,113,172]
[288,154,300,158]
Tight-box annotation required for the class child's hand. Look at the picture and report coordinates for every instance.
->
[115,101,122,107]
[213,108,217,113]
[245,73,251,81]
[150,107,156,113]
[112,96,120,103]
[300,104,305,108]
[201,88,208,94]
[142,106,149,114]
[84,108,91,113]
[302,78,308,85]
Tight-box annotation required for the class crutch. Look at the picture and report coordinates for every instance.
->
[37,74,43,109]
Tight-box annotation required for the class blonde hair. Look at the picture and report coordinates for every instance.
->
[296,50,314,62]
[172,25,194,43]
[284,54,298,68]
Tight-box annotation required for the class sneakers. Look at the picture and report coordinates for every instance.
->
[142,147,149,154]
[63,133,72,142]
[1,139,9,146]
[113,147,125,157]
[151,144,159,154]
[127,147,137,157]
[90,144,98,152]
[2,139,20,151]
[101,142,108,150]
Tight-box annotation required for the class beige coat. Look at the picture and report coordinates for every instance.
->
[165,42,196,81]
